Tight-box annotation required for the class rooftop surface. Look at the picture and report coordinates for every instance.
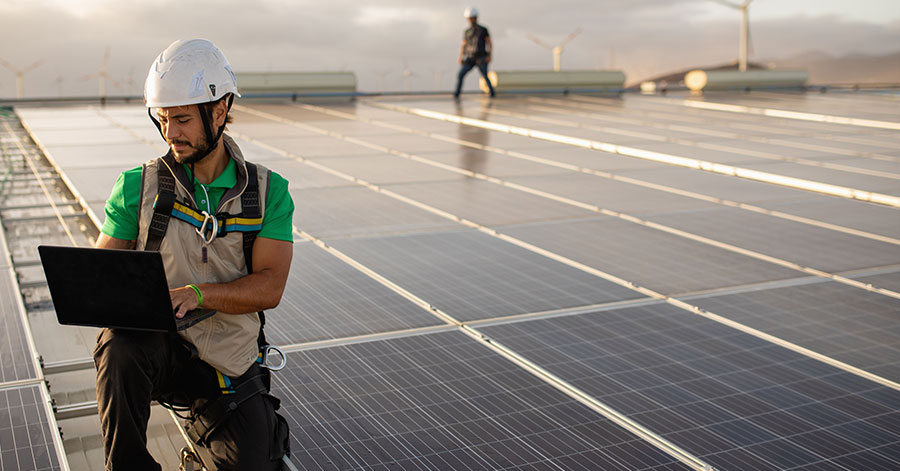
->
[1,90,899,470]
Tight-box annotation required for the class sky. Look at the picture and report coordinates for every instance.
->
[0,0,898,98]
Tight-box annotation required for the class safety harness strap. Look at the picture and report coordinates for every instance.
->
[185,368,269,446]
[145,163,176,252]
[240,162,271,356]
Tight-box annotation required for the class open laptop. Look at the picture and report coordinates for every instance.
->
[38,245,216,332]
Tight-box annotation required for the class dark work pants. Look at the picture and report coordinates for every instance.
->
[455,58,495,97]
[93,328,283,471]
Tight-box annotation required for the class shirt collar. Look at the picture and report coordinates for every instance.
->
[182,157,237,189]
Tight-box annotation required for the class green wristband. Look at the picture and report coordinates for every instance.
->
[187,284,203,307]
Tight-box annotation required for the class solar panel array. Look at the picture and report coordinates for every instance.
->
[9,89,900,470]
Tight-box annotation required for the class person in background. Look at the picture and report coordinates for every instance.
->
[454,6,496,99]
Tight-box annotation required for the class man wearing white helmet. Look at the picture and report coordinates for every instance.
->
[454,6,496,98]
[93,39,293,470]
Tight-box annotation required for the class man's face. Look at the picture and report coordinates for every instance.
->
[468,16,477,25]
[156,105,209,164]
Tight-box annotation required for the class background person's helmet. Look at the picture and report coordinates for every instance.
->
[144,38,240,108]
[464,6,478,18]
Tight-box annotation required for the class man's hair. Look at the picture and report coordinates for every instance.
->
[200,95,234,127]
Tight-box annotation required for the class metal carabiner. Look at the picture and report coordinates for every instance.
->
[195,211,218,245]
[260,345,287,371]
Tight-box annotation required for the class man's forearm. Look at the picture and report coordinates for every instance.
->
[171,268,287,316]
[171,238,293,317]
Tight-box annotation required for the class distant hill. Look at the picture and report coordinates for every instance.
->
[771,50,900,85]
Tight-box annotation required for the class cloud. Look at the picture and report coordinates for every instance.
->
[0,0,897,97]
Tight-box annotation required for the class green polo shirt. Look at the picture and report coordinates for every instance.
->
[101,158,294,242]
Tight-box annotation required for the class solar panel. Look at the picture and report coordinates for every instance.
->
[257,158,351,190]
[619,166,813,204]
[852,270,900,295]
[229,121,321,139]
[687,280,900,381]
[479,304,900,470]
[26,128,136,148]
[828,156,900,174]
[315,154,465,185]
[37,143,156,169]
[764,196,900,239]
[255,136,386,159]
[507,172,717,215]
[349,133,469,155]
[57,166,131,206]
[742,162,900,196]
[0,385,61,471]
[267,243,444,346]
[646,206,900,273]
[409,149,567,179]
[329,229,642,321]
[290,186,458,239]
[502,218,799,295]
[384,179,591,227]
[0,270,37,383]
[272,331,692,471]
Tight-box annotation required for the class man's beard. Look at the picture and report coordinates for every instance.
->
[169,137,209,164]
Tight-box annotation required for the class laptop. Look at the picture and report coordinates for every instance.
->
[38,245,216,332]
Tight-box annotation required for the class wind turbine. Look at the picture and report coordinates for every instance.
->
[710,0,753,72]
[54,73,65,97]
[80,47,120,97]
[0,58,43,99]
[373,69,390,92]
[527,27,582,72]
[401,58,418,92]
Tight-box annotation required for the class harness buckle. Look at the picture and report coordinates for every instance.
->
[195,211,218,245]
[260,345,287,371]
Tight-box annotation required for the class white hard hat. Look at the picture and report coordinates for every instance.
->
[144,39,240,108]
[464,6,478,18]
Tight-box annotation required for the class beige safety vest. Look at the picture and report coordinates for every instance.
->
[136,135,270,377]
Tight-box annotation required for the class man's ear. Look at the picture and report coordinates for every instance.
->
[213,99,228,127]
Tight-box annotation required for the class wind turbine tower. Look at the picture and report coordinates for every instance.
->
[527,28,582,72]
[0,59,43,99]
[711,0,753,72]
[81,47,120,97]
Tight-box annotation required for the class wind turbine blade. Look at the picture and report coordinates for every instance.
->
[559,27,583,47]
[527,34,553,49]
[0,58,13,71]
[106,76,123,89]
